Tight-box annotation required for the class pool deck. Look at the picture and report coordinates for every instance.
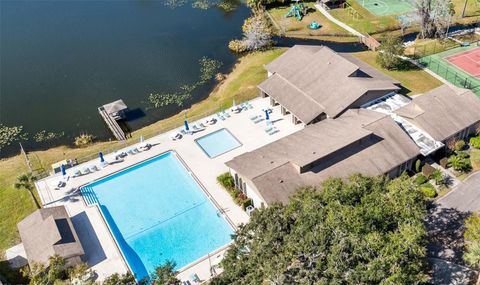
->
[35,97,304,282]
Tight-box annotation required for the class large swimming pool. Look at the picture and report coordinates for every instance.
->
[80,152,233,280]
[195,128,242,158]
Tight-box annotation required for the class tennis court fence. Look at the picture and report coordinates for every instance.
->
[409,38,480,59]
[418,55,480,93]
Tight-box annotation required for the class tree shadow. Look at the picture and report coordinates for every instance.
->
[44,187,82,206]
[425,204,471,264]
[0,259,29,284]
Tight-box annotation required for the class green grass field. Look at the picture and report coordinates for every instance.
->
[329,0,401,35]
[352,51,443,95]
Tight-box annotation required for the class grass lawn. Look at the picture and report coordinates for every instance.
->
[452,0,480,19]
[0,48,287,270]
[352,50,443,95]
[471,148,480,172]
[404,38,459,58]
[329,0,400,35]
[268,2,354,39]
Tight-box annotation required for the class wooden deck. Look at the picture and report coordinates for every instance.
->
[98,106,127,141]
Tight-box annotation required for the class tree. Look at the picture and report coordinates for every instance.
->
[376,35,405,70]
[211,174,428,284]
[229,12,273,53]
[243,14,273,51]
[69,263,95,285]
[102,273,136,285]
[416,0,454,38]
[22,255,67,285]
[150,261,180,285]
[14,172,40,209]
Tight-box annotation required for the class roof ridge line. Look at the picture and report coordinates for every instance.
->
[274,72,326,110]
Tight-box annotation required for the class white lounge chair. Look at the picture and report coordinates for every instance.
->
[222,111,230,118]
[216,113,225,121]
[89,165,99,172]
[170,132,182,140]
[81,167,91,175]
[253,117,264,124]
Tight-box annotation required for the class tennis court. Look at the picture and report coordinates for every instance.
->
[355,0,414,16]
[445,47,480,78]
[419,44,480,96]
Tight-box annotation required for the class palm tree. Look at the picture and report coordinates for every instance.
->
[14,173,40,209]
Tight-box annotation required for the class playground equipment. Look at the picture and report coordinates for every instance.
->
[309,21,321,30]
[285,1,307,21]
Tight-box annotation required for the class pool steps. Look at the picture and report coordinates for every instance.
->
[80,186,100,206]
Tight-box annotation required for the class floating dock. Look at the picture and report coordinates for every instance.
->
[98,99,127,141]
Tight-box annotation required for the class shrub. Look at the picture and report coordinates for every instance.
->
[217,172,235,190]
[74,133,94,147]
[454,140,465,151]
[470,136,480,149]
[420,183,437,198]
[431,169,445,186]
[415,159,422,173]
[241,198,253,210]
[439,157,448,168]
[414,174,428,185]
[422,164,436,178]
[228,39,247,53]
[448,153,472,172]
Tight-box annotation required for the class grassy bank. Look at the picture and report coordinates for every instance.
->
[352,50,443,95]
[0,48,287,261]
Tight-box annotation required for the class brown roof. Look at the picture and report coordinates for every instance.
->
[17,206,84,265]
[394,85,480,141]
[226,109,420,204]
[258,45,399,123]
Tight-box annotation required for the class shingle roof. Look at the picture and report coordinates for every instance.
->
[17,206,84,265]
[103,99,127,114]
[226,109,420,204]
[394,85,480,141]
[258,45,400,123]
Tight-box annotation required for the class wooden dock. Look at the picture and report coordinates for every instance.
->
[98,100,128,141]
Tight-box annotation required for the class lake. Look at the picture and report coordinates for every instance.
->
[0,0,364,155]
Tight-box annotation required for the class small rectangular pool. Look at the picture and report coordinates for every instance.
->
[195,128,241,158]
[80,152,233,280]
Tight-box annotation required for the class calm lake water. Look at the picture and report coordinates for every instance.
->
[0,0,364,155]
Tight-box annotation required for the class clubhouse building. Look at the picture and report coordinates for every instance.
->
[226,45,480,207]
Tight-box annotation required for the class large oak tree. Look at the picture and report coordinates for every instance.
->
[212,174,429,285]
